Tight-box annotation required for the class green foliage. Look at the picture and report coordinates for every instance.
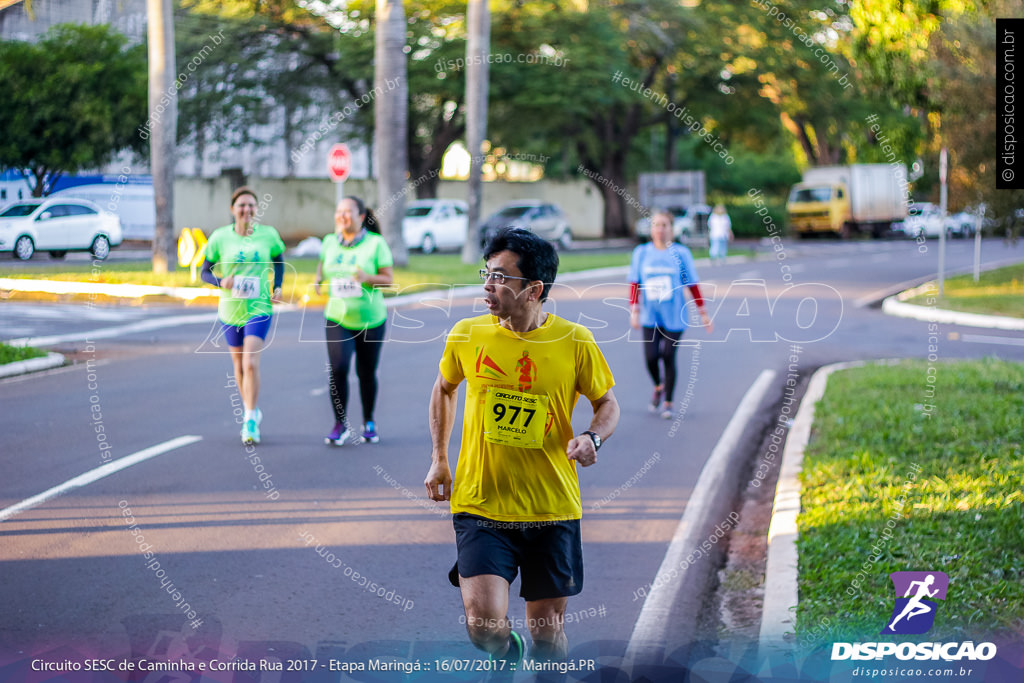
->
[0,342,47,365]
[797,360,1024,645]
[0,23,146,196]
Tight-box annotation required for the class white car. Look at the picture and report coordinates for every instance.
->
[0,197,123,260]
[402,199,468,254]
[945,211,978,239]
[895,202,944,239]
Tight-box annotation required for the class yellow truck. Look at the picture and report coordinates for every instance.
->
[787,164,908,238]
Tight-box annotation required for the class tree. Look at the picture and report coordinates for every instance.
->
[375,0,410,266]
[148,0,178,274]
[0,23,146,197]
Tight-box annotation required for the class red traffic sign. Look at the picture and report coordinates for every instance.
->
[327,143,351,182]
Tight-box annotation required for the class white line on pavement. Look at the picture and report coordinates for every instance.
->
[6,313,220,348]
[0,435,202,522]
[625,368,777,666]
[959,333,1024,347]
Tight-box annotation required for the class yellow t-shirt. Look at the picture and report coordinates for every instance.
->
[439,314,615,522]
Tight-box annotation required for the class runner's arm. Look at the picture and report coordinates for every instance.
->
[425,372,460,501]
[567,388,620,467]
[688,283,712,333]
[200,259,220,288]
[272,253,284,291]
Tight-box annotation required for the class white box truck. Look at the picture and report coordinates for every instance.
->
[786,164,908,238]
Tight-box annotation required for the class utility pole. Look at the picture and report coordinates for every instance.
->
[147,0,177,273]
[461,0,490,264]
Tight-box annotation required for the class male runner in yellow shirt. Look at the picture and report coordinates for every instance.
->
[425,227,620,665]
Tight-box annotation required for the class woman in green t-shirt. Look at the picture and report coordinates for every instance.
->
[201,186,286,445]
[314,196,394,446]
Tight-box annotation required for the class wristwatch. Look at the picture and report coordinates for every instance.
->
[582,430,602,451]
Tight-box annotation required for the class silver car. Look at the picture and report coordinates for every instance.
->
[0,197,123,260]
[479,201,573,250]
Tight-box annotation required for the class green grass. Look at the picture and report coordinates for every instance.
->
[796,359,1024,648]
[0,342,47,364]
[904,262,1024,318]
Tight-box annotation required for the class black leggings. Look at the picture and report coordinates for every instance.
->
[325,321,386,425]
[642,326,685,403]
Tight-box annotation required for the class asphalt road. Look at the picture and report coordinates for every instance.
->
[1,238,1021,680]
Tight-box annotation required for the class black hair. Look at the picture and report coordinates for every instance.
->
[483,227,559,301]
[343,195,380,234]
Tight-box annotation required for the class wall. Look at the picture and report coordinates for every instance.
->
[174,176,606,242]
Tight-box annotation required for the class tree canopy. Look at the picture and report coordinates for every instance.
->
[0,23,147,196]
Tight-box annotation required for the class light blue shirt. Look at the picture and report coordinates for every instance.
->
[628,242,700,331]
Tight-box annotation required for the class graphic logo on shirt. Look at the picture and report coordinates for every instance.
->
[235,249,260,264]
[882,571,949,635]
[475,347,507,380]
[516,351,538,392]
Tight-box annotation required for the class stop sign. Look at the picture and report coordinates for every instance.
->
[327,143,351,182]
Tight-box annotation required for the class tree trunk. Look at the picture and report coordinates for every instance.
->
[147,0,177,274]
[461,0,489,264]
[374,0,410,267]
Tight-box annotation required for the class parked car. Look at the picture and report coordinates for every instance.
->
[0,197,122,260]
[402,199,468,254]
[479,201,573,250]
[894,202,944,239]
[635,204,711,241]
[945,210,978,239]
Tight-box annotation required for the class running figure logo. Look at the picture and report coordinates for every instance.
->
[882,571,949,635]
[517,351,538,392]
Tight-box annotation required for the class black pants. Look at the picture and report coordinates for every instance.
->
[642,326,684,402]
[325,321,386,425]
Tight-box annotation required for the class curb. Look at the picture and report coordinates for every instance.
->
[0,352,66,379]
[626,369,777,670]
[882,284,1024,330]
[758,360,867,654]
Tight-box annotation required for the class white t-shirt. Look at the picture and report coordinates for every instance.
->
[708,212,732,240]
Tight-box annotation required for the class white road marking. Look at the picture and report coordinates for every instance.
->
[0,435,202,522]
[625,368,777,665]
[6,312,219,347]
[738,270,761,279]
[960,333,1024,347]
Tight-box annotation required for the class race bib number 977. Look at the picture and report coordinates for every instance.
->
[483,387,549,449]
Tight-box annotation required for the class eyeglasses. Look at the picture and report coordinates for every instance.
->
[479,269,532,285]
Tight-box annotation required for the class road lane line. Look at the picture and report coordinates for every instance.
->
[960,333,1024,347]
[0,435,202,522]
[625,368,777,667]
[6,313,219,348]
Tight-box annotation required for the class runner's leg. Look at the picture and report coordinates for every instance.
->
[642,326,661,387]
[353,322,385,423]
[525,597,569,660]
[326,321,356,425]
[240,335,264,412]
[660,328,683,403]
[460,574,513,656]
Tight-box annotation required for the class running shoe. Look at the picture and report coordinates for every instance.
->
[242,418,261,444]
[361,421,379,444]
[252,407,263,426]
[660,401,673,420]
[325,423,351,446]
[649,386,663,412]
[488,630,525,678]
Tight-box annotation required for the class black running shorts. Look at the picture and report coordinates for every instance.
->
[451,512,584,601]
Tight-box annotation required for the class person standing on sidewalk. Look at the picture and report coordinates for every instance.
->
[629,210,712,419]
[707,204,733,264]
[424,227,620,666]
[201,186,286,445]
[315,196,394,446]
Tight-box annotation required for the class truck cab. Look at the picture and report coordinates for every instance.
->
[787,183,849,237]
